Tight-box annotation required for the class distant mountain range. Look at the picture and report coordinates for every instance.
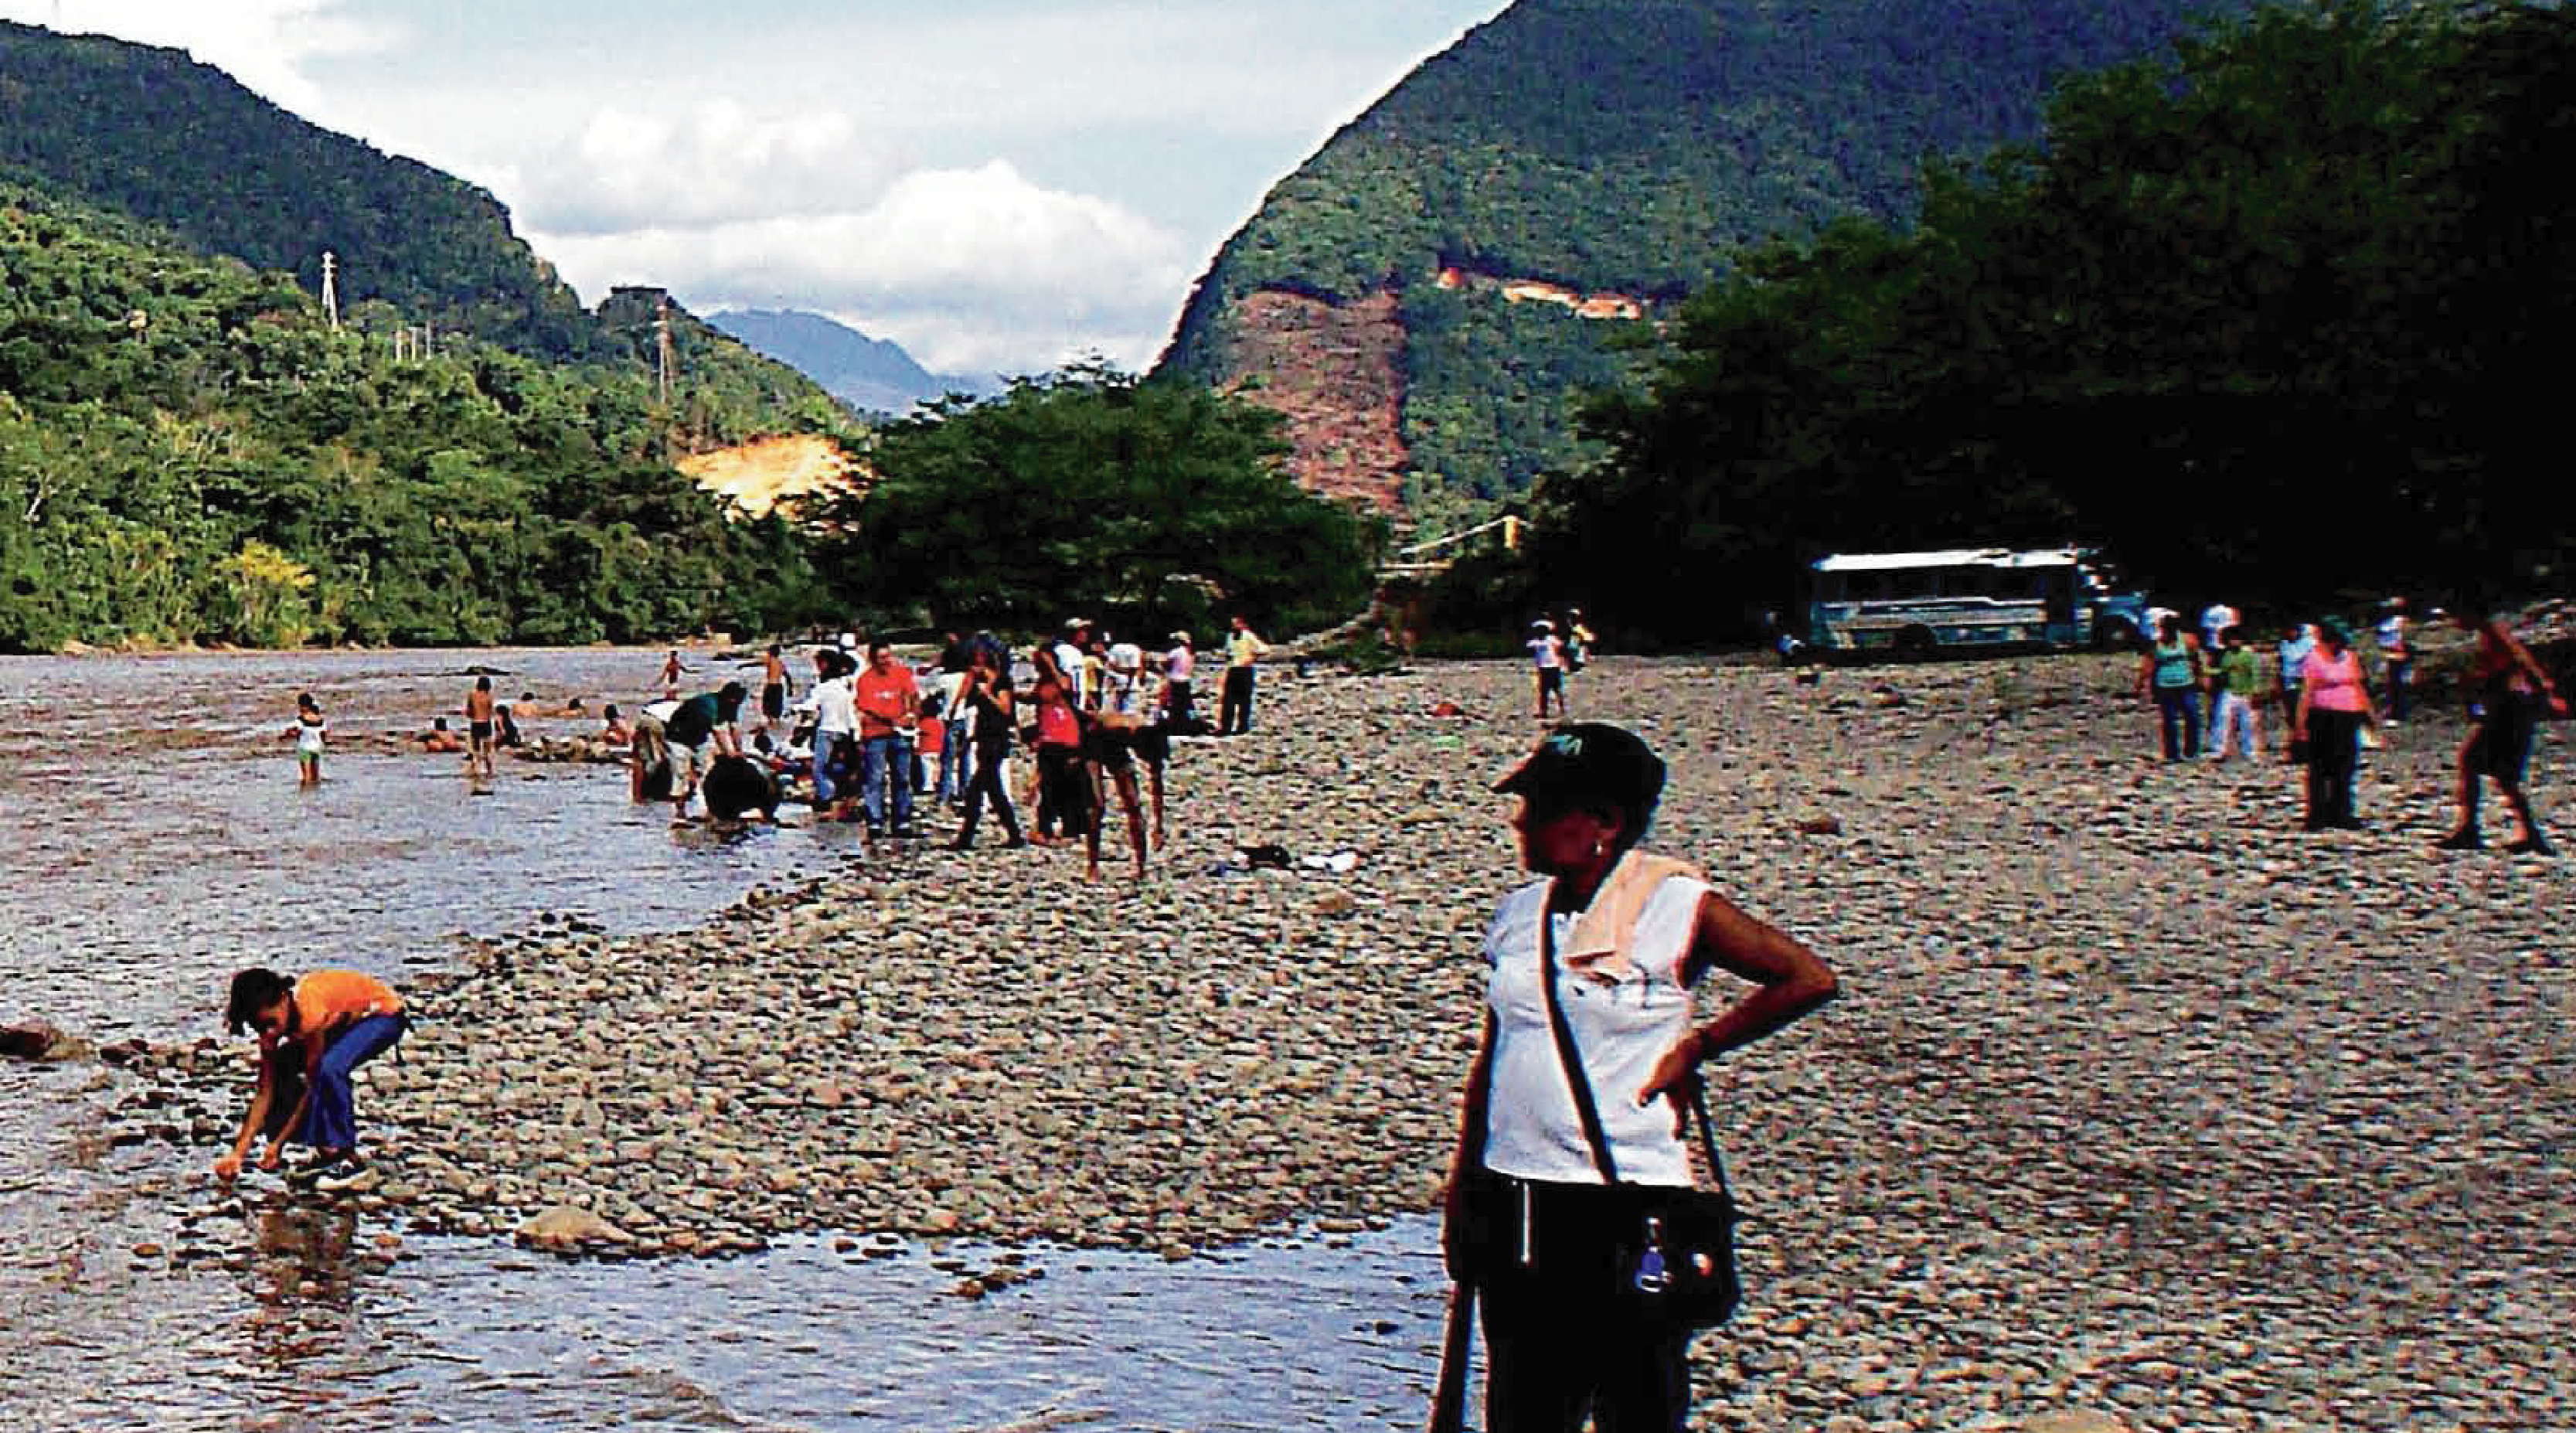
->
[1157,0,2252,520]
[709,309,995,417]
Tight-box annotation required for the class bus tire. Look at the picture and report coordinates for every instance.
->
[2093,618,2137,652]
[1893,626,1936,660]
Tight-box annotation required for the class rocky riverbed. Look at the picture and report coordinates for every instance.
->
[80,652,2574,1431]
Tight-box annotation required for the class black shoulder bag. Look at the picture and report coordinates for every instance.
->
[1540,897,1743,1330]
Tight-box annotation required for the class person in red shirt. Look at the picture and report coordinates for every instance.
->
[214,967,408,1190]
[1029,670,1090,846]
[852,641,922,838]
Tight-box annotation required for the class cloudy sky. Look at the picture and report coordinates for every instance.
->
[3,0,1507,373]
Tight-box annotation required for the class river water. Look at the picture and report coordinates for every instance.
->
[0,649,1449,1431]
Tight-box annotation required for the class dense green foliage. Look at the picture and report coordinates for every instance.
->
[816,366,1381,638]
[0,187,842,651]
[1521,2,2576,644]
[1160,0,2237,512]
[0,21,601,357]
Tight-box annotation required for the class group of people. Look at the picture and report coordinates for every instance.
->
[628,618,1282,880]
[2137,601,2565,850]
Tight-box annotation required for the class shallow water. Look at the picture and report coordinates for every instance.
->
[0,650,1448,1431]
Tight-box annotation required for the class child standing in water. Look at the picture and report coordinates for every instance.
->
[292,693,327,786]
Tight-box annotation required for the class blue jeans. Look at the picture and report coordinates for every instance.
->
[937,721,970,802]
[300,1013,406,1152]
[861,733,914,830]
[812,733,847,807]
[2155,686,2201,761]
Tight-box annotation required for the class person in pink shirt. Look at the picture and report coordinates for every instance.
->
[2292,618,2380,831]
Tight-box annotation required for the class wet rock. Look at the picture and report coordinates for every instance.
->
[514,1203,635,1252]
[2,1022,93,1062]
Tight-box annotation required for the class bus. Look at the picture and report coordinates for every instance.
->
[1803,547,2152,658]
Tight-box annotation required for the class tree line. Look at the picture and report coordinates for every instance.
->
[1492,0,2576,644]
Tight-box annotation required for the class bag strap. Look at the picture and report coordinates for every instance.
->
[1539,890,1623,1186]
[1543,882,1734,1202]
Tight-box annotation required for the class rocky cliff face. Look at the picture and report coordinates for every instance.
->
[1224,289,1410,511]
[1158,0,2246,519]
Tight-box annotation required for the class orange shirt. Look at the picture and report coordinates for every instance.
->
[853,665,920,737]
[296,969,400,1036]
[265,970,401,1067]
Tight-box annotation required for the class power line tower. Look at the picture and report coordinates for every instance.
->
[320,250,340,330]
[655,295,675,409]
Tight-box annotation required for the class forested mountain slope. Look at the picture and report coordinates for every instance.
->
[0,184,842,650]
[1159,0,2245,524]
[0,20,601,358]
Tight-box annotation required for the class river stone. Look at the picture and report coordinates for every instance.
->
[2016,1413,2132,1433]
[515,1203,635,1251]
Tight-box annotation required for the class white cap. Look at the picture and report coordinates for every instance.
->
[838,631,857,649]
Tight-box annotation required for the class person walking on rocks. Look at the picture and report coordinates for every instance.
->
[1527,620,1568,720]
[2275,621,2316,762]
[2135,613,2204,761]
[2292,619,2378,831]
[1161,630,1201,734]
[948,645,1026,851]
[2435,604,2569,854]
[658,648,683,699]
[1438,723,1836,1433]
[1218,614,1268,737]
[2207,626,2265,762]
[213,966,408,1191]
[2375,598,2414,725]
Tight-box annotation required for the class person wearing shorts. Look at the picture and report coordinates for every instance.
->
[661,682,748,822]
[2437,605,2569,855]
[464,676,498,778]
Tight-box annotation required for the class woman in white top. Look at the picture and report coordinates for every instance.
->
[1441,723,1836,1433]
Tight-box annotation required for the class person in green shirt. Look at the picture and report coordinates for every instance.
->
[2208,625,2267,761]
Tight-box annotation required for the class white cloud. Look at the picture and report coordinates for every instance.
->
[0,0,396,118]
[528,160,1195,375]
[518,101,905,237]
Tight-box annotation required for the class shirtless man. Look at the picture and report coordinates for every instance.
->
[463,676,498,778]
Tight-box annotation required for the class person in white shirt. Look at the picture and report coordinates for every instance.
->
[1162,631,1200,734]
[1440,723,1836,1431]
[1527,620,1567,720]
[807,647,859,820]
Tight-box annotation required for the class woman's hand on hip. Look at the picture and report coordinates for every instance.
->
[1635,1031,1704,1138]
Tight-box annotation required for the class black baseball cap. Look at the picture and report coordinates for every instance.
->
[1494,723,1666,818]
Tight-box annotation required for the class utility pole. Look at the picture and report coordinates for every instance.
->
[655,296,675,409]
[320,250,339,330]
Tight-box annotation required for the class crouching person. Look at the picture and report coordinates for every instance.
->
[214,967,408,1191]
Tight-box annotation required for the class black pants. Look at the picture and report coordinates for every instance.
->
[1468,1175,1696,1433]
[1219,666,1256,734]
[2305,709,2363,828]
[1036,744,1090,838]
[955,749,1021,845]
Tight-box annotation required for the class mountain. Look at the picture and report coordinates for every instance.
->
[707,309,992,417]
[0,22,866,650]
[0,20,604,358]
[1157,0,2249,525]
